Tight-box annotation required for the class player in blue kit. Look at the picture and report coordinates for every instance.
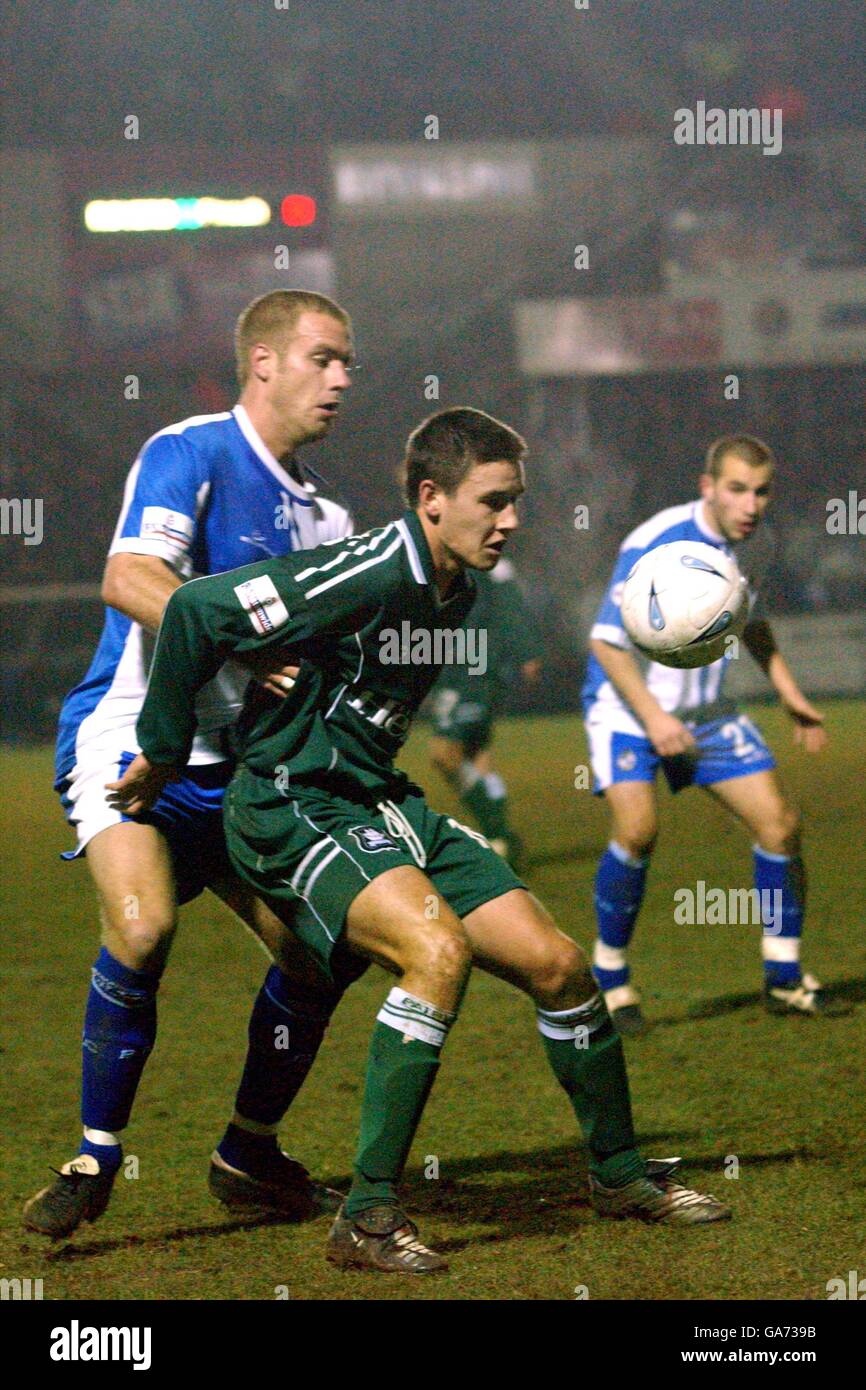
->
[582,435,827,1035]
[25,290,363,1238]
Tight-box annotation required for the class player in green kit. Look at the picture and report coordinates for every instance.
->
[111,409,730,1274]
[428,557,540,866]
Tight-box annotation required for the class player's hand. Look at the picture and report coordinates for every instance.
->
[784,693,827,753]
[645,711,696,758]
[105,754,181,816]
[237,651,301,698]
[521,659,542,685]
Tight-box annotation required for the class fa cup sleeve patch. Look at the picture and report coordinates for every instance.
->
[140,506,194,557]
[233,575,290,635]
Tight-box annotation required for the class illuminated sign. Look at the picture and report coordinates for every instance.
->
[280,194,317,226]
[84,196,272,233]
[334,147,536,213]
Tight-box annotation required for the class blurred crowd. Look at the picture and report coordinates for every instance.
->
[4,362,862,664]
[6,1,864,149]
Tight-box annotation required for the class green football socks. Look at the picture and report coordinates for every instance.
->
[345,988,455,1218]
[537,993,646,1188]
[459,765,511,841]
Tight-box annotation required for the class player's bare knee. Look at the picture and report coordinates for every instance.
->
[430,741,462,776]
[530,938,591,1008]
[412,922,472,993]
[616,824,656,860]
[106,916,176,970]
[759,802,800,856]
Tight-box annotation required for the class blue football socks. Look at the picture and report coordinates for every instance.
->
[218,965,339,1175]
[592,842,649,991]
[80,947,160,1167]
[755,845,805,987]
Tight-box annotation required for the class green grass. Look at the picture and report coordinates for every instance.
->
[2,701,865,1300]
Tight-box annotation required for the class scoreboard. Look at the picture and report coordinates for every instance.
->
[64,144,333,364]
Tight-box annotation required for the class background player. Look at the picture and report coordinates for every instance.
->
[25,290,361,1238]
[428,556,540,865]
[112,408,731,1275]
[582,434,827,1036]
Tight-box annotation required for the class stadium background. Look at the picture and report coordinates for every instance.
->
[2,0,865,736]
[2,0,866,1310]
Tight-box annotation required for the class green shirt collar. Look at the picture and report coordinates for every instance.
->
[399,509,475,604]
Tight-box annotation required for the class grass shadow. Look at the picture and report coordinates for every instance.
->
[645,972,865,1029]
[28,1138,827,1262]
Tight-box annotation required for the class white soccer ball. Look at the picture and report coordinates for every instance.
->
[619,540,748,669]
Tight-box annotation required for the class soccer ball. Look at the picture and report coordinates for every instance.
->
[619,540,748,669]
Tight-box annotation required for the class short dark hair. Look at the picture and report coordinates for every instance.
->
[401,408,527,504]
[704,433,775,479]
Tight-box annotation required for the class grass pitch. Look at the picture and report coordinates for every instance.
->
[2,701,865,1301]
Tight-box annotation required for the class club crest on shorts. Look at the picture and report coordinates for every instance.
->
[349,826,401,854]
[616,749,638,772]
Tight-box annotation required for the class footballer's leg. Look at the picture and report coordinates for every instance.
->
[705,768,821,1014]
[462,887,730,1224]
[205,874,355,1219]
[324,866,473,1272]
[593,781,658,1035]
[220,861,472,1272]
[223,777,474,1271]
[24,821,178,1238]
[430,701,522,866]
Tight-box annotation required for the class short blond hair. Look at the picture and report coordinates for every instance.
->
[705,433,775,479]
[234,289,352,387]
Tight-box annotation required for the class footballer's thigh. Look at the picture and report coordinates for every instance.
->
[85,821,179,972]
[463,889,595,1010]
[429,737,493,779]
[705,769,801,856]
[345,866,472,1013]
[233,863,471,1014]
[428,735,464,777]
[603,781,659,859]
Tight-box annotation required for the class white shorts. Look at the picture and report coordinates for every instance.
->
[56,745,235,903]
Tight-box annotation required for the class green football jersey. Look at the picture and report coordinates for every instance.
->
[136,510,477,800]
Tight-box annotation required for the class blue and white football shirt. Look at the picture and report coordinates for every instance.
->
[56,404,352,784]
[582,500,774,735]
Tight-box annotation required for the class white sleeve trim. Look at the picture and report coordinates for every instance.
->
[108,536,185,563]
[590,622,630,649]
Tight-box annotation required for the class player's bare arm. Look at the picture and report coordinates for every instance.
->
[102,552,299,697]
[589,637,695,756]
[743,619,827,752]
[101,552,182,634]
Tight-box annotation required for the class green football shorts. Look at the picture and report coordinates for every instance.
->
[225,766,524,978]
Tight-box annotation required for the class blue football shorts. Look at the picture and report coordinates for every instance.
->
[585,711,776,795]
